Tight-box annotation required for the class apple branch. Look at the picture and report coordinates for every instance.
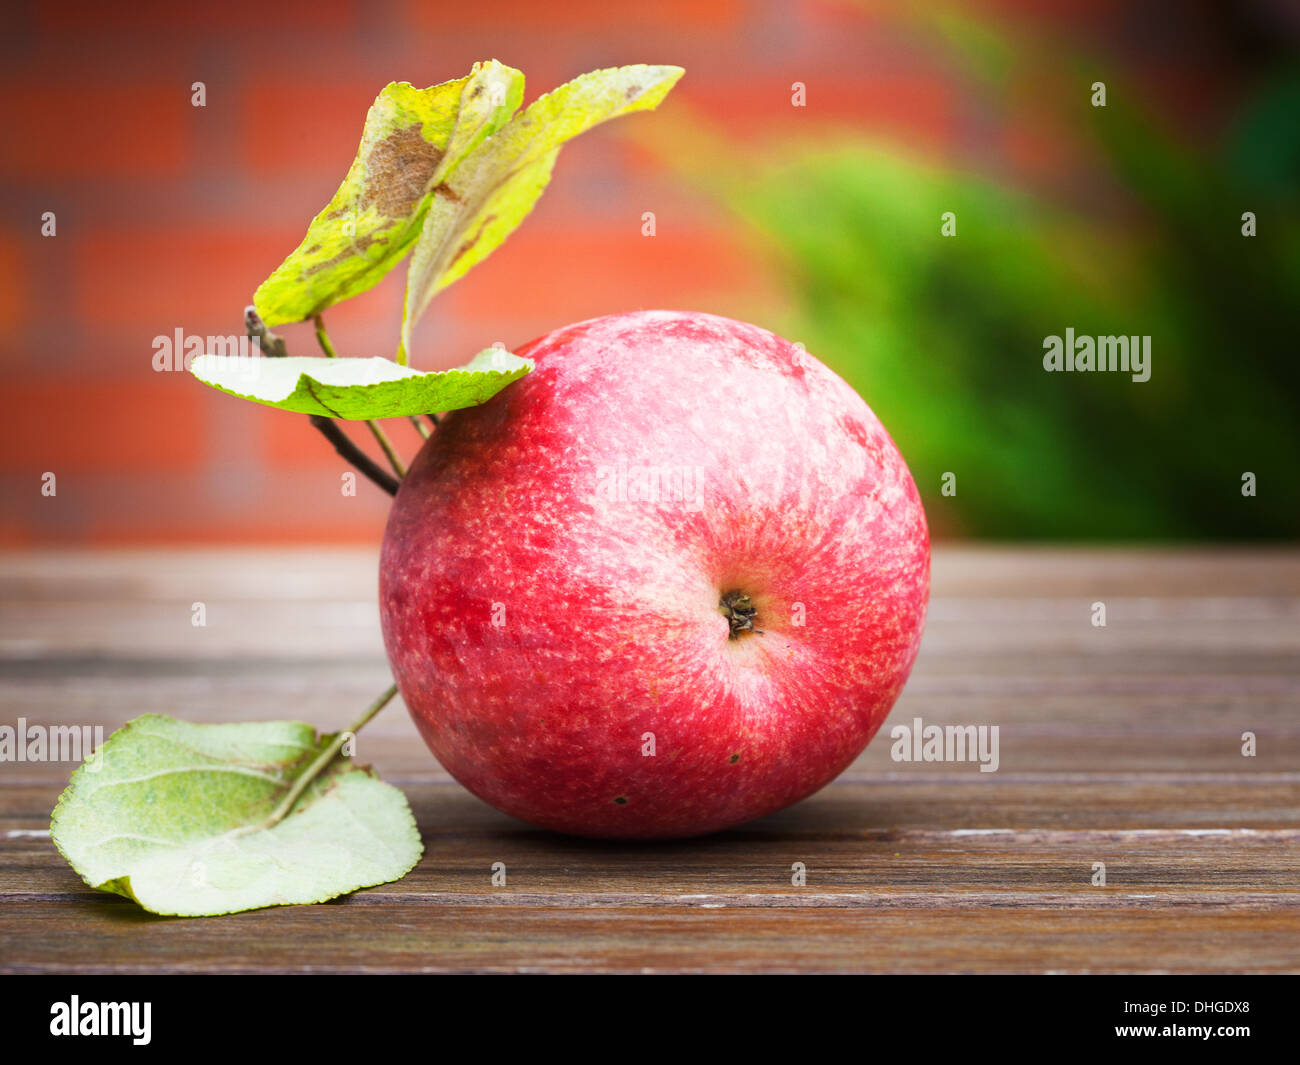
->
[244,306,400,497]
[308,416,401,495]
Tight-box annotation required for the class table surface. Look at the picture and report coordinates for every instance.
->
[1,546,1297,974]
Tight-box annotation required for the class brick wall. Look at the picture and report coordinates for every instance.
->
[0,0,1252,544]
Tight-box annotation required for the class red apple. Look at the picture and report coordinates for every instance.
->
[380,310,929,838]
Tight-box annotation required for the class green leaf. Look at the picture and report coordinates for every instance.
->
[399,64,684,358]
[50,715,422,917]
[190,347,532,419]
[253,60,525,327]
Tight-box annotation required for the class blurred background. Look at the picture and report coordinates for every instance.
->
[2,0,1297,545]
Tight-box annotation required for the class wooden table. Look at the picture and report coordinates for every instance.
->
[1,547,1297,973]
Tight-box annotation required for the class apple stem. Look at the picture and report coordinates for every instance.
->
[243,683,399,835]
[365,417,408,478]
[314,315,409,479]
[311,314,338,358]
[719,590,763,638]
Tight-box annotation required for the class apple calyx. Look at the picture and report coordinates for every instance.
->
[719,590,763,638]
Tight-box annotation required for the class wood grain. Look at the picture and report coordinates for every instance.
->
[1,547,1297,973]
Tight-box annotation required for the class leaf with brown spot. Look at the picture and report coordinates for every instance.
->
[253,61,525,328]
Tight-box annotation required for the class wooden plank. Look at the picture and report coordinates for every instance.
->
[3,901,1298,974]
[5,776,1300,832]
[4,685,1297,775]
[6,819,1300,899]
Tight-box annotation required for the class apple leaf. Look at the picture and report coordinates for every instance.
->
[190,347,533,419]
[399,63,684,359]
[50,715,422,917]
[253,60,525,327]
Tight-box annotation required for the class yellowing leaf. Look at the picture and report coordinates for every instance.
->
[254,61,525,327]
[399,64,684,359]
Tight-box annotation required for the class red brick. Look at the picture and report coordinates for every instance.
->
[75,227,301,332]
[36,0,357,33]
[307,267,406,357]
[85,517,379,546]
[243,82,384,177]
[87,508,386,546]
[3,379,205,474]
[71,457,393,544]
[0,233,25,342]
[443,224,775,323]
[677,74,956,152]
[0,86,190,179]
[0,522,34,549]
[261,403,427,472]
[403,0,741,30]
[803,0,887,27]
[270,286,405,363]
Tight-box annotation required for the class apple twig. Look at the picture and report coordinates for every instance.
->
[243,305,287,358]
[243,306,401,496]
[308,416,401,495]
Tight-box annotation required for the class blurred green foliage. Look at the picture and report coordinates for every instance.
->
[668,27,1300,539]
